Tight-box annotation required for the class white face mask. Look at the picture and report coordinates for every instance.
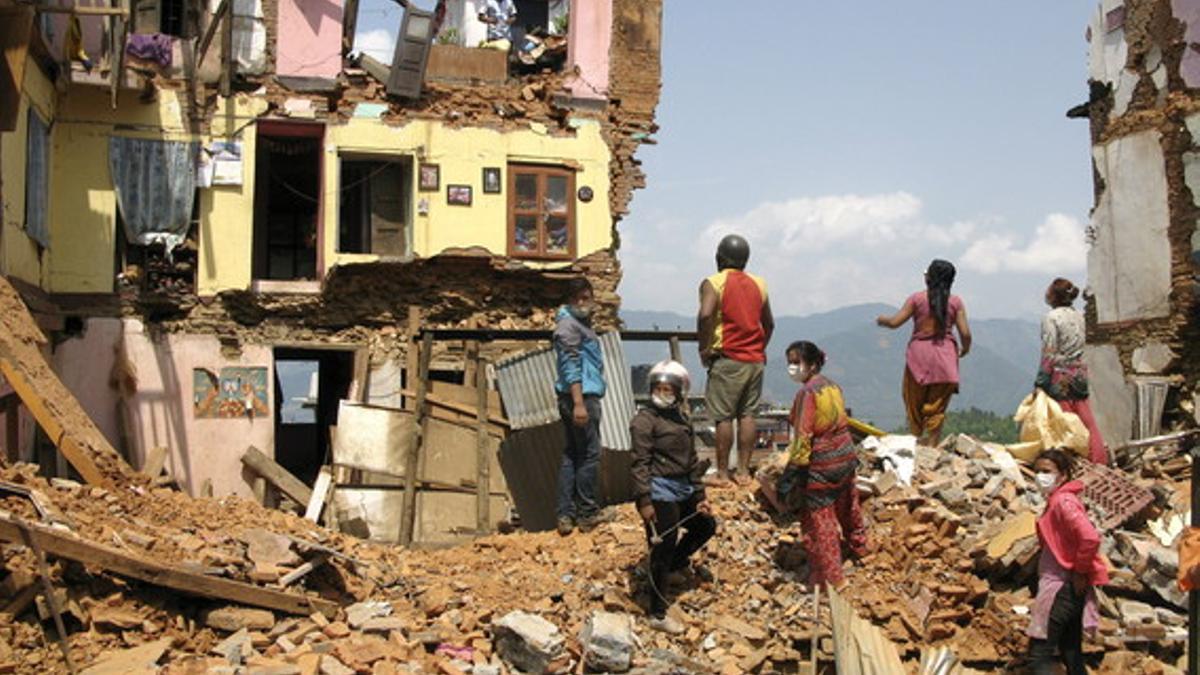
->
[651,392,677,409]
[1034,471,1059,495]
[787,363,809,383]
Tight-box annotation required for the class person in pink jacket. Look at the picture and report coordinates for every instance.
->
[1028,449,1109,675]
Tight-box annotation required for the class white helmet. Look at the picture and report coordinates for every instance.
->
[647,359,690,397]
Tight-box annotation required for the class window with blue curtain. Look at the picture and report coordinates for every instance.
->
[23,107,49,248]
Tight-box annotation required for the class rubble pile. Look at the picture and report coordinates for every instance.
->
[0,432,1193,674]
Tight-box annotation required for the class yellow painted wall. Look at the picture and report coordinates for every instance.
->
[0,55,55,289]
[48,88,268,294]
[321,116,614,276]
[42,87,612,295]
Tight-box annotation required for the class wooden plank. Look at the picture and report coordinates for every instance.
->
[400,388,508,427]
[35,5,129,15]
[474,353,490,535]
[304,468,333,522]
[139,446,167,477]
[0,513,337,617]
[4,394,18,464]
[347,348,369,403]
[0,357,107,486]
[399,332,433,546]
[425,44,507,84]
[240,446,313,507]
[195,0,229,66]
[219,0,233,96]
[0,278,128,486]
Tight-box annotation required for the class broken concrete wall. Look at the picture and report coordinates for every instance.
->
[1084,0,1200,434]
[54,317,278,498]
[20,0,662,496]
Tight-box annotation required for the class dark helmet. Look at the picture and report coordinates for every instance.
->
[715,234,750,270]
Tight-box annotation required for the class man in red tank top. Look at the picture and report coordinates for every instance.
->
[697,235,774,484]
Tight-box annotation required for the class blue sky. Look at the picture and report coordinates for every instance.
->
[357,1,1097,320]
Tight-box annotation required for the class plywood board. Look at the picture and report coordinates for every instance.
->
[333,401,506,492]
[334,487,508,544]
[332,402,407,475]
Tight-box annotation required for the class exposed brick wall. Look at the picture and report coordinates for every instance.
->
[1085,0,1200,426]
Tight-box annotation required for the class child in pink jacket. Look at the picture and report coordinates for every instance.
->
[1028,448,1109,675]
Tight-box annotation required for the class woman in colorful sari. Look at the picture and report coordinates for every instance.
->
[776,340,867,589]
[1037,278,1108,465]
[876,259,972,445]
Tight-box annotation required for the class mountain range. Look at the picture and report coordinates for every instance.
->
[621,304,1041,431]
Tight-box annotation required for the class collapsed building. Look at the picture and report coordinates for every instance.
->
[0,0,663,536]
[1079,0,1200,447]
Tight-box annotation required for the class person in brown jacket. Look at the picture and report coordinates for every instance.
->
[630,360,716,633]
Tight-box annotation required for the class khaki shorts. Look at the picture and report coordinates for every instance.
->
[705,357,764,421]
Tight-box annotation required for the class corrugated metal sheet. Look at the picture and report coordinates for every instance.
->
[495,331,634,451]
[494,332,637,530]
[499,422,633,532]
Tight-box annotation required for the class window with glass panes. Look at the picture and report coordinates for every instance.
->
[507,165,575,259]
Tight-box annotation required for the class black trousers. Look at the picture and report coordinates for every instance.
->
[1028,583,1087,675]
[644,494,716,616]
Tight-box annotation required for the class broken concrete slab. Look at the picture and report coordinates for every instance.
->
[1132,342,1178,374]
[80,638,173,675]
[345,600,392,629]
[580,611,634,673]
[493,611,565,674]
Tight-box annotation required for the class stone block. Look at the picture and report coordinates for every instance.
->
[204,607,277,633]
[580,612,634,673]
[493,611,564,674]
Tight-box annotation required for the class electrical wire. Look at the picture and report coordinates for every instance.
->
[267,158,404,203]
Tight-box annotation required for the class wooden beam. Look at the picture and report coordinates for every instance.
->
[240,446,313,507]
[474,352,490,535]
[195,0,229,67]
[399,331,432,546]
[4,394,18,464]
[35,5,129,15]
[341,0,359,55]
[399,389,508,428]
[0,356,108,486]
[304,468,333,522]
[0,513,338,617]
[219,0,233,97]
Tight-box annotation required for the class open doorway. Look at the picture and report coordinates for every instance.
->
[253,123,323,282]
[273,348,354,487]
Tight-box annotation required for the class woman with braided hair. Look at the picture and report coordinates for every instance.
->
[877,259,972,445]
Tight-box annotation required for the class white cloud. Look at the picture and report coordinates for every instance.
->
[619,192,1083,320]
[960,213,1086,274]
[355,28,396,63]
[698,192,976,256]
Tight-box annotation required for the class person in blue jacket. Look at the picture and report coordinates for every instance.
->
[554,277,607,535]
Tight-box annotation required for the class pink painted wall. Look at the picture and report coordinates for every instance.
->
[276,0,346,79]
[566,0,612,100]
[52,318,123,456]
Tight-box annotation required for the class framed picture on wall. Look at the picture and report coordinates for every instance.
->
[482,167,502,194]
[418,163,440,191]
[447,184,473,206]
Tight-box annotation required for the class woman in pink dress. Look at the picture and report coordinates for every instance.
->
[1036,278,1108,465]
[876,259,972,445]
[1027,448,1107,674]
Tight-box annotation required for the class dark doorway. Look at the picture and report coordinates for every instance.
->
[253,124,322,281]
[273,348,354,487]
